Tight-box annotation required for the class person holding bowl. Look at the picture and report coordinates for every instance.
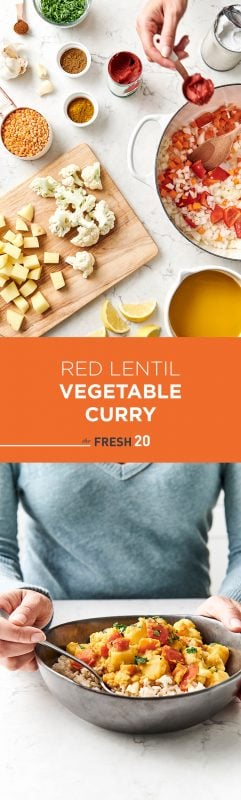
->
[0,463,241,672]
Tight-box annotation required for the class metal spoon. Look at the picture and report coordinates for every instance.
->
[190,122,241,170]
[223,5,241,27]
[37,639,115,695]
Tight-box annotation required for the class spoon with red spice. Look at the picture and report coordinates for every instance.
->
[153,34,214,106]
[14,2,29,35]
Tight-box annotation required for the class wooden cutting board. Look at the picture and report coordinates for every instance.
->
[0,143,158,337]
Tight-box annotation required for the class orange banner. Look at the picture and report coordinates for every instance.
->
[0,337,240,462]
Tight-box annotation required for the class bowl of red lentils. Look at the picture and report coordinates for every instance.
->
[57,42,91,78]
[1,106,53,160]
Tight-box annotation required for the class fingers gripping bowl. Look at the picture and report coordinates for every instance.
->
[36,615,241,734]
[128,85,241,260]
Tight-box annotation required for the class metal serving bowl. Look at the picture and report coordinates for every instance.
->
[33,0,92,28]
[36,614,241,734]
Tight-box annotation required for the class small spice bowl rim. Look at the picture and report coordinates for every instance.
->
[64,92,99,127]
[57,42,91,78]
[0,106,53,161]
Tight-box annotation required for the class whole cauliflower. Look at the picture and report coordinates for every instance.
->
[71,216,100,248]
[65,251,95,278]
[54,185,87,210]
[59,164,83,188]
[31,175,59,198]
[91,200,115,235]
[49,209,72,238]
[81,161,102,191]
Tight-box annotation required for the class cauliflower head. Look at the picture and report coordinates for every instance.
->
[30,175,59,198]
[81,161,102,191]
[71,216,100,247]
[54,185,87,210]
[59,164,83,188]
[65,250,95,278]
[91,200,115,235]
[49,209,72,238]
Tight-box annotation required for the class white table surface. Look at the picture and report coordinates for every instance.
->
[0,598,241,799]
[1,0,241,336]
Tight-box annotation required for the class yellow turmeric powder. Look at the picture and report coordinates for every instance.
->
[67,97,94,124]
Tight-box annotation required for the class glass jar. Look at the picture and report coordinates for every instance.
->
[201,5,241,70]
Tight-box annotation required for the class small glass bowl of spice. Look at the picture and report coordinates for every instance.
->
[0,105,52,159]
[64,92,98,127]
[57,42,91,78]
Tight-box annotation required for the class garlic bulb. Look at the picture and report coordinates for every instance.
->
[0,41,28,80]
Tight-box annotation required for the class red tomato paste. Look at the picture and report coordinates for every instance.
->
[183,73,214,106]
[108,51,142,85]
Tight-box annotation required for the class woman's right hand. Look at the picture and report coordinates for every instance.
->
[0,589,53,671]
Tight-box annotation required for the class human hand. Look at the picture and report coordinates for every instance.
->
[0,589,53,671]
[137,0,189,69]
[198,595,241,699]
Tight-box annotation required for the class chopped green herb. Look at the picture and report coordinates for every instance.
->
[40,0,87,24]
[186,647,197,654]
[114,623,127,633]
[168,633,180,644]
[134,655,148,665]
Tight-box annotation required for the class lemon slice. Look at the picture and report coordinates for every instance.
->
[101,300,130,334]
[135,325,161,338]
[86,327,107,337]
[119,300,157,322]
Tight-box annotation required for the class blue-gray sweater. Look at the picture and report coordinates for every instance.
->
[0,463,240,601]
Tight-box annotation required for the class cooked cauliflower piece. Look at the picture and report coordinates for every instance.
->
[91,200,115,235]
[49,209,72,238]
[54,186,87,210]
[30,176,59,198]
[81,161,102,191]
[71,216,100,247]
[65,250,95,278]
[59,164,83,188]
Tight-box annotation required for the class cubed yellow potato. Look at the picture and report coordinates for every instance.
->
[20,280,37,298]
[1,281,19,303]
[66,642,79,656]
[109,649,135,671]
[14,296,29,313]
[50,270,65,290]
[23,255,40,269]
[44,252,59,264]
[0,276,7,288]
[0,265,13,279]
[14,233,24,248]
[15,216,28,232]
[197,661,211,685]
[31,223,46,236]
[172,663,189,685]
[31,290,50,314]
[205,643,229,666]
[11,264,29,285]
[0,254,9,269]
[138,637,158,652]
[3,230,16,244]
[6,308,24,331]
[29,267,42,281]
[3,242,22,260]
[142,656,168,681]
[18,204,34,222]
[23,236,39,249]
[206,670,229,687]
[0,240,5,253]
[125,619,147,644]
[0,214,6,229]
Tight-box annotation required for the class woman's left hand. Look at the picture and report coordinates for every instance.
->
[197,595,241,631]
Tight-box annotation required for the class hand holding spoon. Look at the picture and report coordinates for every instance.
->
[153,34,214,106]
[37,639,115,695]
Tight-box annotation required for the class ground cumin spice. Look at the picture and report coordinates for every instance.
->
[2,108,49,157]
[13,19,29,34]
[60,47,87,74]
[67,97,94,124]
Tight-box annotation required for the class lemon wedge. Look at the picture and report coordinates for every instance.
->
[101,300,130,334]
[135,325,161,337]
[119,300,157,322]
[86,327,107,337]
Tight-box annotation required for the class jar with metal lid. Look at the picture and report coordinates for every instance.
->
[201,5,241,70]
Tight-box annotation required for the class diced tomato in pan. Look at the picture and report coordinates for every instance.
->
[180,664,198,691]
[191,160,206,178]
[210,204,224,224]
[234,218,241,238]
[223,206,241,228]
[107,630,123,644]
[208,167,230,181]
[177,193,196,207]
[100,644,109,658]
[112,638,130,651]
[71,649,97,668]
[195,112,214,128]
[146,624,169,645]
[162,646,185,665]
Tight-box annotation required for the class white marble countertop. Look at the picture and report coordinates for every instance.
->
[0,598,241,799]
[1,0,241,336]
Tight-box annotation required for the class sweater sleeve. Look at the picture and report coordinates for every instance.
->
[219,463,241,603]
[0,463,51,601]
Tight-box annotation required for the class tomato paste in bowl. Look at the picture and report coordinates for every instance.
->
[107,51,142,97]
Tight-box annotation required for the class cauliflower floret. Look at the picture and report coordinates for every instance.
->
[71,216,100,247]
[49,209,72,238]
[30,175,59,198]
[91,200,115,235]
[59,164,83,188]
[54,185,87,210]
[81,161,102,191]
[65,251,95,278]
